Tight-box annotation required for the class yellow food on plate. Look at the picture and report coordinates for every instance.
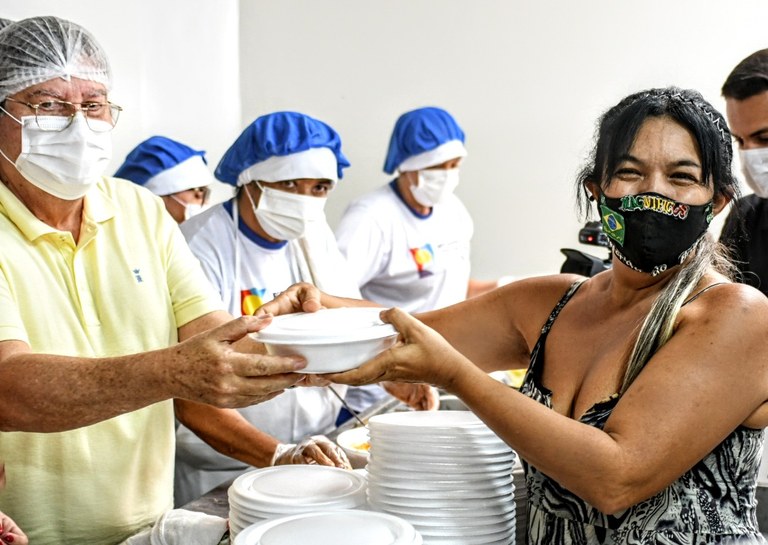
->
[351,441,371,452]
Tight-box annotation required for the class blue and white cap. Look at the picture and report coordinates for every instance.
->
[114,136,214,196]
[383,107,467,175]
[215,111,350,187]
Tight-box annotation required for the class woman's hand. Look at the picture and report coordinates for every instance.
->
[0,511,27,544]
[0,465,28,544]
[324,307,473,391]
[382,382,440,411]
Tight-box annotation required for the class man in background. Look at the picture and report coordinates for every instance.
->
[720,48,768,296]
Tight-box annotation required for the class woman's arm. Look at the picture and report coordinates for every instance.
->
[326,281,768,514]
[417,275,582,372]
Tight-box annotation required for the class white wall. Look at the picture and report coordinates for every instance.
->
[239,0,768,279]
[3,1,768,278]
[2,0,240,202]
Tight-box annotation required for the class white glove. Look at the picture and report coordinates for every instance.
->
[271,435,352,469]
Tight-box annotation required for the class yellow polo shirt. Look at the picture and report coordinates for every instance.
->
[0,177,223,545]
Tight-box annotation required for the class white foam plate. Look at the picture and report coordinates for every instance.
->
[229,492,364,517]
[253,308,396,343]
[230,466,366,508]
[228,509,261,533]
[370,443,516,463]
[367,452,514,471]
[252,309,399,373]
[417,527,514,545]
[369,428,505,443]
[367,485,514,501]
[233,509,422,545]
[367,489,515,509]
[368,498,515,518]
[413,517,515,537]
[368,410,490,430]
[366,472,513,491]
[365,461,514,480]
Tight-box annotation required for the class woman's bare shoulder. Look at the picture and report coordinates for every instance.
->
[683,277,768,314]
[481,273,589,338]
[678,277,768,343]
[496,272,587,299]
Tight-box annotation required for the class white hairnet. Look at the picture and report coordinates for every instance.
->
[0,16,111,102]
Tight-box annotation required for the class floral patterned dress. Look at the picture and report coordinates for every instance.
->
[519,281,766,544]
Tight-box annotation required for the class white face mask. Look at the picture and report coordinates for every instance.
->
[170,194,205,222]
[245,183,327,240]
[739,147,768,199]
[411,168,460,207]
[183,203,204,221]
[0,112,112,200]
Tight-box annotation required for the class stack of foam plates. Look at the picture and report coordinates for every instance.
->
[366,411,518,545]
[228,466,367,538]
[234,509,422,545]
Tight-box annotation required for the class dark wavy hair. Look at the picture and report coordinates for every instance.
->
[575,87,739,219]
[573,87,739,392]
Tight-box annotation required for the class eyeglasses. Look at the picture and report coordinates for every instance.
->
[4,97,122,133]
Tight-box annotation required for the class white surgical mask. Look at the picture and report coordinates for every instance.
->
[0,112,112,200]
[411,168,460,207]
[170,194,205,222]
[245,183,327,240]
[739,147,768,199]
[182,203,204,221]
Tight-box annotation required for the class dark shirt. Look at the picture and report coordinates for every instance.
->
[720,194,768,296]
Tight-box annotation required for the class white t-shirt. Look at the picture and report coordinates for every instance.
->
[174,199,355,505]
[336,181,474,313]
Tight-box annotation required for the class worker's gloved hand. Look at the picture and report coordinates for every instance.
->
[271,435,352,469]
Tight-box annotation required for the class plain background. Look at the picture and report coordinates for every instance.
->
[4,1,768,280]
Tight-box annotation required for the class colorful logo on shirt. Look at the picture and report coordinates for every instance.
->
[410,244,435,278]
[241,287,268,316]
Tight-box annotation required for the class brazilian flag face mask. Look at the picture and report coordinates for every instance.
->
[599,192,714,276]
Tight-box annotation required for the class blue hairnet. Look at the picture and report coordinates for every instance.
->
[215,111,350,186]
[383,107,465,174]
[0,16,111,102]
[114,136,211,197]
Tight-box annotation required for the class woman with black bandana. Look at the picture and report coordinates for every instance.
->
[260,87,768,544]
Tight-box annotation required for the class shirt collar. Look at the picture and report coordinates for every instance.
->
[0,177,117,242]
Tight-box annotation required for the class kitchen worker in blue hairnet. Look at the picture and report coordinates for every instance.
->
[115,136,214,223]
[334,107,499,420]
[175,111,438,506]
[337,106,497,312]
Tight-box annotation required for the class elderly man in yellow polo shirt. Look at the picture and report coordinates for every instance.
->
[0,16,320,545]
